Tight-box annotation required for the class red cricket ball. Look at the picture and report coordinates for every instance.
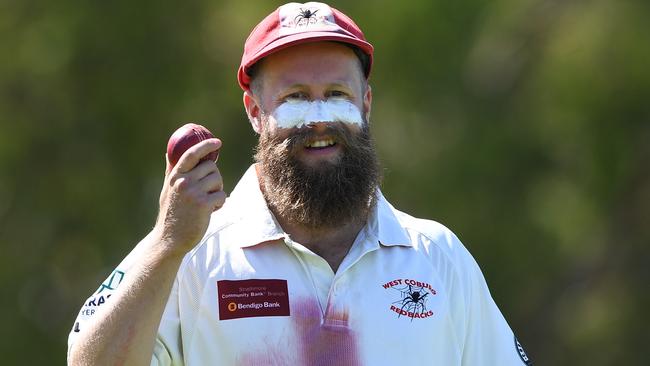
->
[166,123,219,168]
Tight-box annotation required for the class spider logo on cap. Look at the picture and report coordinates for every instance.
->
[294,8,319,26]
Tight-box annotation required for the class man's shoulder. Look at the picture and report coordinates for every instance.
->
[384,202,470,263]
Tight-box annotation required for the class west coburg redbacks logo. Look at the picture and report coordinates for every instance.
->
[383,278,436,321]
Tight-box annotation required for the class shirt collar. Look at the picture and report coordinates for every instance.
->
[226,164,412,248]
[226,165,286,248]
[367,190,412,247]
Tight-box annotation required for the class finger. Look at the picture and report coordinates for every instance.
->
[186,159,219,181]
[165,153,171,176]
[199,171,224,193]
[209,190,227,211]
[174,138,222,174]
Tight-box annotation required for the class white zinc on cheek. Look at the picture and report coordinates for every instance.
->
[271,99,363,129]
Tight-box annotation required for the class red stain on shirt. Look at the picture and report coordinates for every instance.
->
[237,347,293,366]
[238,297,360,366]
[293,298,360,366]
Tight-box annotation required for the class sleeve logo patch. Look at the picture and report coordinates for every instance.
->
[515,336,533,365]
[96,270,125,294]
[217,279,290,320]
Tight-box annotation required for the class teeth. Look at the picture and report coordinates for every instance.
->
[306,139,335,148]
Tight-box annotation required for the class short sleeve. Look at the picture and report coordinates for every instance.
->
[67,234,156,357]
[67,232,185,364]
[67,268,126,359]
[459,248,533,365]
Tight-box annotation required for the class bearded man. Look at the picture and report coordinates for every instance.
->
[68,2,531,365]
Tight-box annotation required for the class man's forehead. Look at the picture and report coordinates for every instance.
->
[273,75,359,89]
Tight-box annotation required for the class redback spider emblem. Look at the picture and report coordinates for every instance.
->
[392,285,430,321]
[294,8,319,26]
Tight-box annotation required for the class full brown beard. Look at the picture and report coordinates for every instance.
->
[255,122,381,231]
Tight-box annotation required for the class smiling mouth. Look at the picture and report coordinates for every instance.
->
[304,138,336,149]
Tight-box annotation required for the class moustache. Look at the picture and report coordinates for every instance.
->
[274,123,359,155]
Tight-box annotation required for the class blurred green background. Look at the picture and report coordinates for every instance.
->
[1,0,648,364]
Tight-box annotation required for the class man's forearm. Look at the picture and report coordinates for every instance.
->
[68,233,185,366]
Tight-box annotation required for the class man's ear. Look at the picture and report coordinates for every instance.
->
[243,91,263,134]
[363,84,372,122]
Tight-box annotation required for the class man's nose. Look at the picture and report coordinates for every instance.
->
[304,101,334,125]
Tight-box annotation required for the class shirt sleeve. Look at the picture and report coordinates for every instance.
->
[67,236,148,357]
[459,246,533,365]
[67,264,184,366]
[67,267,126,360]
[67,232,185,365]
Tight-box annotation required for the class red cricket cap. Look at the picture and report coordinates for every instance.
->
[238,2,374,91]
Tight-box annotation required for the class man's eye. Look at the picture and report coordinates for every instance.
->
[327,90,349,99]
[284,92,308,102]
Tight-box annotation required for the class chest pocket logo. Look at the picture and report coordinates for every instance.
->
[382,278,437,321]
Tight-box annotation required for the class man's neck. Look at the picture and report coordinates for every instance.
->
[275,215,365,273]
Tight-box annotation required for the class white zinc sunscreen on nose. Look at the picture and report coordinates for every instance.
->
[272,99,363,129]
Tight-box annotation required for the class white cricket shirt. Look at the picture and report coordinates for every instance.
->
[69,165,532,365]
